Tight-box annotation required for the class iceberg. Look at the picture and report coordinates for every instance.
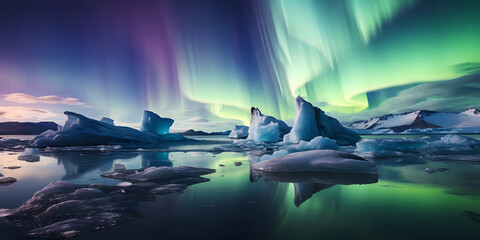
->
[17,148,40,162]
[247,107,291,143]
[28,111,184,148]
[283,96,360,145]
[253,150,377,174]
[141,110,174,135]
[228,125,249,139]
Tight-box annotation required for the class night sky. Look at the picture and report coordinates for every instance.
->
[0,0,479,131]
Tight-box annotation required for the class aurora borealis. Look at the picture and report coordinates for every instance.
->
[0,0,479,131]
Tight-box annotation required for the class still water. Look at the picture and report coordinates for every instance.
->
[0,135,479,239]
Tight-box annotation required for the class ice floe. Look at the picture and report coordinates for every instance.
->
[253,150,377,175]
[0,172,17,186]
[0,166,215,239]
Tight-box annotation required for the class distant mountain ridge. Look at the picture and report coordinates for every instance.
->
[0,122,59,135]
[349,108,480,132]
[178,129,231,136]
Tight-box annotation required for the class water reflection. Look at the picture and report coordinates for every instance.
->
[48,152,175,180]
[252,171,378,207]
[141,152,172,168]
[50,152,140,179]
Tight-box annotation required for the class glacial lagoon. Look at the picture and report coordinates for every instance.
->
[0,135,479,240]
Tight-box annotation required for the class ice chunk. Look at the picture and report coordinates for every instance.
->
[99,117,114,125]
[0,173,17,186]
[141,110,174,135]
[113,162,126,171]
[253,122,280,143]
[116,182,132,187]
[17,148,40,162]
[283,96,360,145]
[260,149,290,161]
[228,125,249,139]
[425,168,436,174]
[1,166,215,239]
[101,166,216,183]
[356,138,427,155]
[260,136,339,161]
[253,150,377,174]
[438,134,480,147]
[247,107,291,143]
[0,138,28,151]
[29,111,184,147]
[288,136,339,152]
[151,184,187,194]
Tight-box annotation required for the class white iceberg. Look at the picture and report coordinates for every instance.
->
[17,148,40,162]
[253,150,377,174]
[228,125,249,139]
[283,96,360,145]
[29,111,184,147]
[247,107,291,143]
[141,110,174,135]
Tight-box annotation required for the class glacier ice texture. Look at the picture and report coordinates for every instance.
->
[247,107,291,143]
[283,96,360,145]
[228,125,249,139]
[28,111,184,148]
